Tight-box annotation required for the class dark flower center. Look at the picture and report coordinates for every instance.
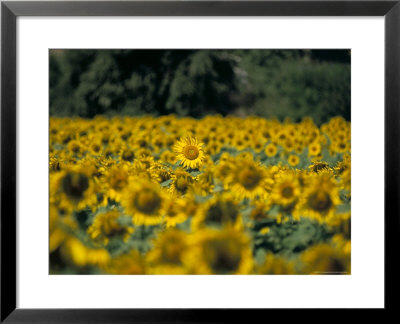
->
[61,172,89,200]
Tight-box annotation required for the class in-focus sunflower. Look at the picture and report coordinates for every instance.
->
[173,136,205,169]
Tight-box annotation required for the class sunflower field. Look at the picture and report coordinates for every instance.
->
[49,115,351,275]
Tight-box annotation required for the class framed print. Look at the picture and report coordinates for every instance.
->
[1,0,399,322]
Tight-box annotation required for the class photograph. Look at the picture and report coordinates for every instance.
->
[49,49,351,275]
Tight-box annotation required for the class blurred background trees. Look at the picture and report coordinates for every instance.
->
[50,49,350,124]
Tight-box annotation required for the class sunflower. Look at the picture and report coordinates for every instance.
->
[185,228,253,274]
[151,133,165,152]
[225,159,270,200]
[146,229,189,274]
[295,173,341,223]
[295,145,304,154]
[331,233,351,255]
[102,164,130,201]
[192,168,215,196]
[308,161,330,173]
[232,135,247,151]
[249,202,271,222]
[49,115,351,275]
[150,162,172,183]
[192,193,242,231]
[206,140,222,156]
[160,151,178,165]
[101,250,146,274]
[60,171,89,201]
[87,210,134,246]
[60,237,110,268]
[271,173,301,207]
[300,243,350,274]
[169,169,197,196]
[288,154,300,167]
[214,160,234,186]
[50,165,98,212]
[89,139,103,156]
[163,197,189,228]
[219,152,233,163]
[252,138,265,153]
[334,130,349,143]
[339,167,351,192]
[327,211,351,239]
[255,253,296,274]
[334,155,351,175]
[308,141,321,156]
[237,151,254,161]
[49,203,77,253]
[276,129,288,144]
[333,140,350,154]
[173,136,205,169]
[49,153,64,172]
[67,139,84,156]
[265,143,278,157]
[130,159,160,183]
[121,178,166,226]
[130,133,150,150]
[119,147,135,163]
[282,139,295,152]
[181,193,199,219]
[134,154,155,170]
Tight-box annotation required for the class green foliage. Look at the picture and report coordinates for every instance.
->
[236,50,350,125]
[50,50,240,118]
[253,219,332,257]
[50,49,350,124]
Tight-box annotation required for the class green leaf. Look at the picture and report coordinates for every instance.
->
[161,179,172,187]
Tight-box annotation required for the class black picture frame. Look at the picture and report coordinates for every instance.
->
[1,0,398,322]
